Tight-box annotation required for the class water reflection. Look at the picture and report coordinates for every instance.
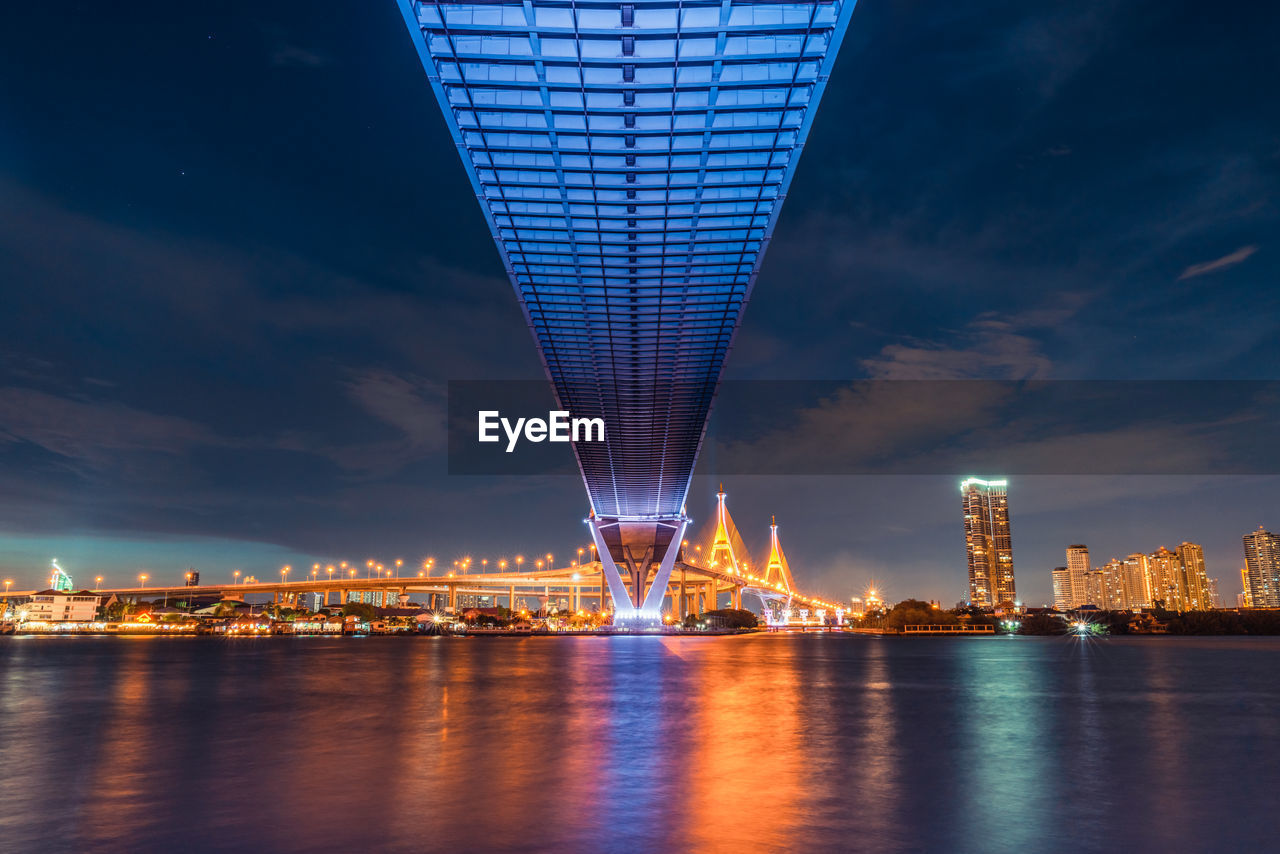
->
[682,634,807,850]
[849,639,900,848]
[956,641,1053,852]
[3,635,1280,852]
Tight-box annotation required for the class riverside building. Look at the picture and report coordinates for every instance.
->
[961,478,1015,607]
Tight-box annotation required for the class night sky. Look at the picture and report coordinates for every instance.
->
[2,1,1277,603]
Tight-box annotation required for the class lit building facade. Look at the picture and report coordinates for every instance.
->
[961,478,1015,607]
[1207,576,1221,609]
[1051,566,1071,610]
[1148,546,1185,611]
[49,560,74,592]
[23,590,101,622]
[1176,542,1213,611]
[1242,527,1280,608]
[1083,569,1106,610]
[1123,553,1152,608]
[1065,544,1211,612]
[1102,558,1129,610]
[1065,544,1090,609]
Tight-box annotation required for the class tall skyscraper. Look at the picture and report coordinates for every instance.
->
[1125,553,1153,608]
[1147,546,1186,610]
[1207,577,1222,609]
[961,478,1015,607]
[1176,542,1213,611]
[1242,527,1280,608]
[1051,567,1071,610]
[1065,545,1091,608]
[1101,558,1130,610]
[1083,569,1106,610]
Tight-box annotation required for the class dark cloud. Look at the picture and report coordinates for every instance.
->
[0,387,220,468]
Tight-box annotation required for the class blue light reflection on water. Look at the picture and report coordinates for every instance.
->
[1,634,1278,853]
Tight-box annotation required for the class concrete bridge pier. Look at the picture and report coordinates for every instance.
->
[589,515,688,626]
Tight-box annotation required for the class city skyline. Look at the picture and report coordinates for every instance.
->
[6,475,1274,611]
[2,0,1278,607]
[1052,539,1219,612]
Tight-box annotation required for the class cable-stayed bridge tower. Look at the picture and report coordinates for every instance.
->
[398,0,856,622]
[706,485,748,573]
[749,516,795,623]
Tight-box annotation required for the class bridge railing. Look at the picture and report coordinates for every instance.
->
[901,624,995,635]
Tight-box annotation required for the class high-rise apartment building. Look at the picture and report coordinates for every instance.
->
[1176,542,1213,611]
[1083,569,1106,610]
[1242,527,1280,608]
[1065,545,1090,609]
[1124,553,1153,608]
[1055,543,1214,611]
[1100,558,1127,610]
[1051,567,1072,610]
[961,478,1015,607]
[1148,546,1186,611]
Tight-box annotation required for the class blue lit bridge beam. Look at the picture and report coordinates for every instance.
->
[397,0,856,618]
[588,514,688,623]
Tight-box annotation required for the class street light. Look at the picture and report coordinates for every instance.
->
[234,570,241,584]
[95,576,103,590]
[138,573,148,588]
[516,555,524,571]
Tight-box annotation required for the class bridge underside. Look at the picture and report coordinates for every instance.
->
[398,1,855,619]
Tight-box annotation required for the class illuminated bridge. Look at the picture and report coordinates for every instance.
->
[397,0,855,622]
[20,509,843,624]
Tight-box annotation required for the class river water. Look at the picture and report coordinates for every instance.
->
[1,634,1276,853]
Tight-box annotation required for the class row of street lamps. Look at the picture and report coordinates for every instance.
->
[67,544,606,591]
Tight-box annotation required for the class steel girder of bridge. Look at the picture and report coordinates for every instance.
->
[398,0,855,621]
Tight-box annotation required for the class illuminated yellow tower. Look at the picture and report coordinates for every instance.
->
[763,517,796,594]
[707,485,744,574]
